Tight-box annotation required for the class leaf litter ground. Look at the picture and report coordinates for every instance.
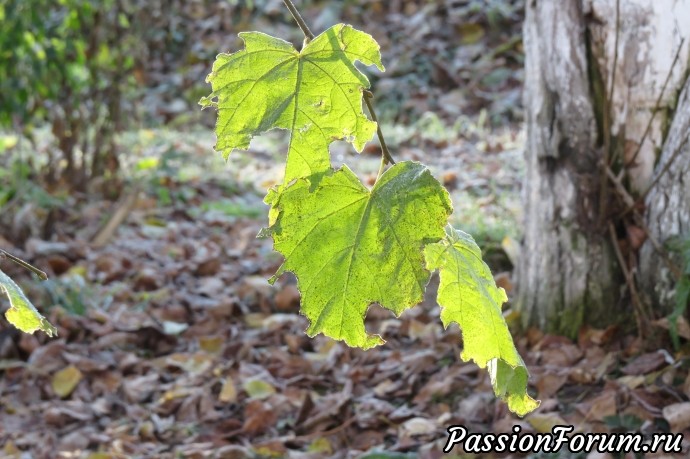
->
[1,1,690,457]
[1,125,689,458]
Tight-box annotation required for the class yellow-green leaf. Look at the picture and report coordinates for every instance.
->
[424,228,539,416]
[269,162,452,349]
[219,377,238,403]
[200,24,384,182]
[0,269,57,337]
[52,364,83,398]
[243,378,275,400]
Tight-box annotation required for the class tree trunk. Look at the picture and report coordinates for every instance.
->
[640,78,690,309]
[518,0,690,336]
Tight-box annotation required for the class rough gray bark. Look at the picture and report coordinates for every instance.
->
[518,0,621,337]
[587,0,690,193]
[518,0,690,336]
[640,79,690,309]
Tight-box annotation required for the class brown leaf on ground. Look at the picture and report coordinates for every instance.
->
[663,402,690,431]
[534,368,569,399]
[621,351,671,375]
[275,284,300,312]
[242,400,278,436]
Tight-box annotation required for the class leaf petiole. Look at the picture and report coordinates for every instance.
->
[364,90,395,171]
[282,0,315,42]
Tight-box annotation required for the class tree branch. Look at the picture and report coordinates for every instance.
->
[0,249,48,280]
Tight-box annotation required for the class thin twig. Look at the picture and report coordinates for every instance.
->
[283,0,315,42]
[625,38,685,170]
[608,223,646,336]
[605,166,635,208]
[0,249,48,280]
[364,91,395,167]
[91,187,140,248]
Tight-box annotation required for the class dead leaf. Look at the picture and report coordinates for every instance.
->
[219,377,238,403]
[617,375,645,389]
[243,379,276,400]
[501,235,520,266]
[653,316,690,340]
[275,284,300,311]
[43,401,94,426]
[527,412,568,433]
[162,321,188,335]
[662,402,690,431]
[413,375,455,405]
[307,437,333,455]
[457,23,485,45]
[535,369,569,398]
[123,373,159,403]
[164,352,213,374]
[494,272,513,294]
[621,351,670,375]
[626,225,647,251]
[199,335,224,354]
[399,417,437,438]
[242,400,277,436]
[540,343,583,366]
[51,365,83,398]
[583,391,617,422]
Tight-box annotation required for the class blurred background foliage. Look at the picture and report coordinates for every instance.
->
[1,0,141,188]
[0,0,523,180]
[0,0,525,244]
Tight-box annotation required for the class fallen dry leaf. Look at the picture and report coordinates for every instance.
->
[582,391,617,422]
[621,351,671,375]
[198,335,224,354]
[243,400,278,436]
[399,417,437,438]
[51,365,83,398]
[275,284,300,311]
[243,378,276,400]
[652,316,690,340]
[662,402,690,431]
[219,377,238,403]
[535,369,568,398]
[527,412,568,433]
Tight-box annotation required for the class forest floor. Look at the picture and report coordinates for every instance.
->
[1,1,690,458]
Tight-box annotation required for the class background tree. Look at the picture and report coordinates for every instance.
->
[0,0,142,190]
[518,0,690,336]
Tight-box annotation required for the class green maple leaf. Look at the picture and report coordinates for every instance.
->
[269,161,452,349]
[201,14,536,417]
[424,228,539,416]
[200,24,384,182]
[0,269,57,337]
